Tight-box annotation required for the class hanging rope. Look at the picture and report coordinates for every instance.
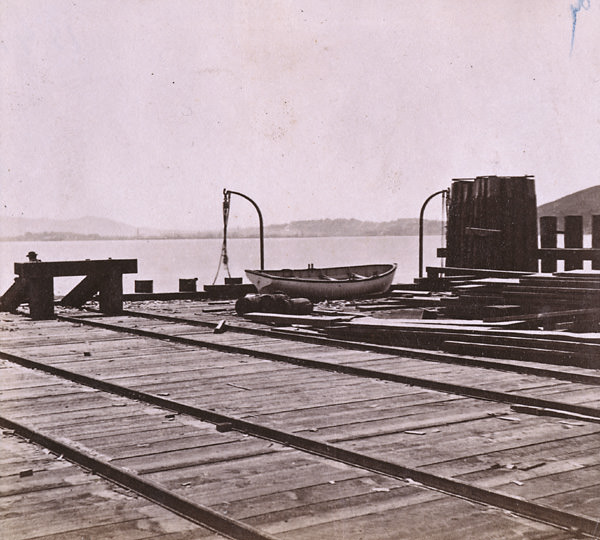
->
[212,190,232,284]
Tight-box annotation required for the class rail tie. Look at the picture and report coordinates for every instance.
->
[1,347,598,536]
[59,314,600,420]
[119,307,600,386]
[0,415,280,540]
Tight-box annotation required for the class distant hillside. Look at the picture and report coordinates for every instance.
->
[0,216,170,240]
[231,218,444,238]
[2,184,597,241]
[538,185,600,233]
[0,215,444,240]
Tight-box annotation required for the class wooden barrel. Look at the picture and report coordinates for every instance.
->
[235,294,261,315]
[259,293,290,314]
[446,176,538,271]
[288,298,313,315]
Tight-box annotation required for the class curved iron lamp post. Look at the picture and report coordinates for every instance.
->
[224,189,264,270]
[419,189,449,278]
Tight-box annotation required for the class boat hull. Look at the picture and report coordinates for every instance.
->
[245,263,397,300]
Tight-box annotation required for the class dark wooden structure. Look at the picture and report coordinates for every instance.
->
[0,258,137,319]
[540,215,600,272]
[446,176,538,272]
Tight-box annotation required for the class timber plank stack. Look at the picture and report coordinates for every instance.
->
[422,267,600,332]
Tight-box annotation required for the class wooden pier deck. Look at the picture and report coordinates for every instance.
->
[1,299,600,539]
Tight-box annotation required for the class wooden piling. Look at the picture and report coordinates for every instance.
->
[135,280,154,293]
[593,215,600,270]
[179,278,198,292]
[27,277,54,320]
[564,215,584,270]
[98,271,124,315]
[540,216,558,273]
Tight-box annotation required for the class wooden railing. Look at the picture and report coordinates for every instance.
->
[539,215,600,272]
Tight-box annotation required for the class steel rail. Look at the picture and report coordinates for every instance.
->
[118,308,600,386]
[58,314,600,420]
[0,350,597,536]
[0,415,279,540]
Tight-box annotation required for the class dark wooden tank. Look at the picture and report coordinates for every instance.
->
[446,175,538,272]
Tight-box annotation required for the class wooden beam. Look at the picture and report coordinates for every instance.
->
[60,275,103,308]
[14,259,137,278]
[537,248,600,260]
[426,266,532,278]
[0,277,28,312]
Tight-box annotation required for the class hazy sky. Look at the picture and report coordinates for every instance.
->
[1,1,599,230]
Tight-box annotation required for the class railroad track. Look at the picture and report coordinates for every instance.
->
[58,312,600,420]
[119,306,600,386]
[2,310,600,538]
[1,350,598,538]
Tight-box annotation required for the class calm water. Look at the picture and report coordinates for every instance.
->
[0,236,444,295]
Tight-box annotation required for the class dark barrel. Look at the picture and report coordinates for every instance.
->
[446,176,538,271]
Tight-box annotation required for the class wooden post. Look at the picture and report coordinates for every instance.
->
[135,280,154,293]
[593,215,600,270]
[564,215,584,270]
[540,216,558,273]
[27,277,55,320]
[98,271,123,314]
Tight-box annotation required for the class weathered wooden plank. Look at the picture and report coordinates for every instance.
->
[14,259,138,278]
[0,432,219,540]
[259,488,569,540]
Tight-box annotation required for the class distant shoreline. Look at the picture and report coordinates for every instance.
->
[0,232,445,242]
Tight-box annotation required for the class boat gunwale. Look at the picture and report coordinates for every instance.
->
[245,263,397,284]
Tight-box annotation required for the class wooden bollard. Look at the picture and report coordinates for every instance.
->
[179,278,198,292]
[540,216,558,273]
[134,280,153,293]
[564,215,583,271]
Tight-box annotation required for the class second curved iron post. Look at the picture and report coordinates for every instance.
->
[419,189,449,278]
[224,189,264,270]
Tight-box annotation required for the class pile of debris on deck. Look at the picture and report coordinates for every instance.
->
[233,267,600,370]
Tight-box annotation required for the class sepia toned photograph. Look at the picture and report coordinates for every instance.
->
[1,1,599,538]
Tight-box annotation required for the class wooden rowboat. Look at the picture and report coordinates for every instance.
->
[245,263,397,300]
